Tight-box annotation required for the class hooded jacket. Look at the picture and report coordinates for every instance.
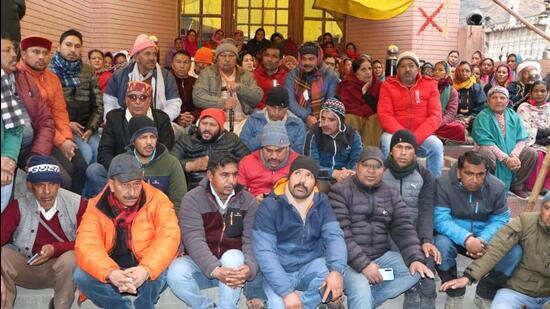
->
[434,164,510,246]
[378,74,442,145]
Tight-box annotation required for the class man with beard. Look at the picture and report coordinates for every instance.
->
[240,86,306,153]
[171,108,250,190]
[304,98,362,192]
[284,42,338,128]
[17,35,88,194]
[49,29,103,165]
[253,156,347,309]
[377,51,443,177]
[238,121,300,201]
[252,43,288,109]
[85,81,174,197]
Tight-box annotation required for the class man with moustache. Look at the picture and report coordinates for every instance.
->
[170,50,200,133]
[377,51,443,177]
[171,108,250,191]
[252,43,288,109]
[284,42,338,128]
[104,34,182,122]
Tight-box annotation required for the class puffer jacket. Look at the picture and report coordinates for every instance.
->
[56,63,103,131]
[252,64,288,109]
[75,181,180,282]
[464,212,550,297]
[329,176,425,273]
[378,74,442,144]
[192,65,263,115]
[171,128,250,189]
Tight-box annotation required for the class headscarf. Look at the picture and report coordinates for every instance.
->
[490,64,512,88]
[183,30,198,56]
[480,58,495,84]
[435,61,453,110]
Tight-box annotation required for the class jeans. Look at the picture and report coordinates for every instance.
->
[435,234,523,298]
[74,133,100,164]
[344,251,420,309]
[1,181,13,213]
[167,250,244,309]
[490,288,550,309]
[84,163,108,198]
[73,266,167,309]
[244,271,267,303]
[263,257,328,309]
[381,132,443,177]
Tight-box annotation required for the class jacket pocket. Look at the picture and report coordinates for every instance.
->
[224,208,244,238]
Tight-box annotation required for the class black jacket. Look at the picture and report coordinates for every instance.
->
[97,109,175,169]
[171,127,250,190]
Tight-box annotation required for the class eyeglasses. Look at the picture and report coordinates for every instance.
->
[127,94,149,102]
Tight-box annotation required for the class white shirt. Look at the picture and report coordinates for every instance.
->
[209,183,235,210]
[37,199,58,221]
[125,108,154,122]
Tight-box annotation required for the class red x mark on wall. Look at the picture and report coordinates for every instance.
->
[417,3,444,35]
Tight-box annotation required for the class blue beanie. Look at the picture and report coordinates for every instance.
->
[26,155,62,184]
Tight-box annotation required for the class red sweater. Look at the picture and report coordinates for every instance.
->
[1,199,87,257]
[253,65,288,109]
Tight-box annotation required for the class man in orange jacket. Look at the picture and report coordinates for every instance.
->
[73,153,180,308]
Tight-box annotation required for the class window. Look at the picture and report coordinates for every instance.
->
[235,0,289,41]
[180,0,223,45]
[303,0,344,43]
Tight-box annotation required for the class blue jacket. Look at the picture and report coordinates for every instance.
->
[304,124,363,179]
[434,164,510,246]
[284,67,338,121]
[239,110,307,154]
[253,180,347,297]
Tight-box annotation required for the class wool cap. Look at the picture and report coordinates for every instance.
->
[266,86,289,108]
[129,116,158,143]
[299,42,319,56]
[390,129,418,152]
[216,39,239,58]
[397,51,420,67]
[26,155,62,184]
[543,191,550,204]
[261,121,290,147]
[127,81,152,95]
[320,98,346,131]
[516,60,541,76]
[288,155,319,180]
[487,86,509,99]
[108,153,144,182]
[130,34,158,57]
[194,47,213,64]
[358,146,384,165]
[199,108,226,129]
[20,36,52,51]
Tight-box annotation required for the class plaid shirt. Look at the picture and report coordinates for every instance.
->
[1,69,25,129]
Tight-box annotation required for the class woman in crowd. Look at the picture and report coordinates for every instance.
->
[471,64,482,83]
[88,49,112,93]
[453,61,487,130]
[372,60,385,81]
[339,57,353,79]
[238,51,256,72]
[203,29,224,49]
[432,61,466,143]
[183,29,199,56]
[323,41,339,58]
[246,27,270,59]
[421,62,434,77]
[471,50,483,65]
[113,50,129,70]
[483,64,512,96]
[447,50,460,68]
[508,60,542,108]
[517,81,550,192]
[479,57,495,85]
[336,56,382,146]
[506,53,522,80]
[233,29,247,53]
[344,42,359,60]
[103,52,113,70]
[472,86,537,198]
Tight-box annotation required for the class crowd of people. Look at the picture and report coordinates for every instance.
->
[1,24,549,309]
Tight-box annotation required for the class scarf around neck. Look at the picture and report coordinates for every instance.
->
[294,68,325,117]
[49,52,82,87]
[130,62,167,111]
[438,76,452,111]
[453,75,476,91]
[385,156,418,179]
[108,190,142,249]
[260,148,290,171]
[1,69,25,129]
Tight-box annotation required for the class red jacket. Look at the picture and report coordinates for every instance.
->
[337,73,381,118]
[238,150,299,197]
[253,65,288,109]
[377,74,442,144]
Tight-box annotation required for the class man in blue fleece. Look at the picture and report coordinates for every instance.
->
[253,156,347,309]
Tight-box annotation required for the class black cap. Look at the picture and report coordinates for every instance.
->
[266,86,289,108]
[288,156,319,180]
[128,116,158,143]
[390,129,418,152]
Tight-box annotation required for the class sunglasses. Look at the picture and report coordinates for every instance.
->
[127,94,149,102]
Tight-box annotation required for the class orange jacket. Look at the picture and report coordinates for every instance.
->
[75,181,180,282]
[16,60,73,147]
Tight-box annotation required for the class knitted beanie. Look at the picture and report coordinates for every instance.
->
[129,116,158,143]
[390,129,418,152]
[288,156,319,180]
[320,98,346,131]
[130,34,158,57]
[27,156,62,184]
[261,121,290,147]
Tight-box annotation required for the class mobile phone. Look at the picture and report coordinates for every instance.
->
[379,268,394,281]
[318,285,333,303]
[26,252,42,265]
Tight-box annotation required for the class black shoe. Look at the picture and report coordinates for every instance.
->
[49,298,55,309]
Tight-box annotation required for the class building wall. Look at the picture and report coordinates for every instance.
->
[20,0,179,66]
[485,25,550,61]
[346,0,460,64]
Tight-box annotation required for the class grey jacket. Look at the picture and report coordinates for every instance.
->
[329,176,425,273]
[192,65,263,114]
[383,165,435,244]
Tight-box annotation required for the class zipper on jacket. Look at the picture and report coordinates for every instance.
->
[332,139,337,170]
[217,221,226,257]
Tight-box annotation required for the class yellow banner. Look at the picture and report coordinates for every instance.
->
[313,0,414,20]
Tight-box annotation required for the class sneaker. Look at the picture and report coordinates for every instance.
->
[509,188,530,200]
[474,294,492,309]
[444,295,464,309]
[246,299,266,309]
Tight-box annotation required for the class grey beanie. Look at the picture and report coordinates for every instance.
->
[261,121,290,147]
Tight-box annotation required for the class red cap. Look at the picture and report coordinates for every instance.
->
[199,108,225,129]
[20,36,52,51]
[127,81,152,95]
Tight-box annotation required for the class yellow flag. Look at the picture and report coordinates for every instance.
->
[313,0,414,20]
